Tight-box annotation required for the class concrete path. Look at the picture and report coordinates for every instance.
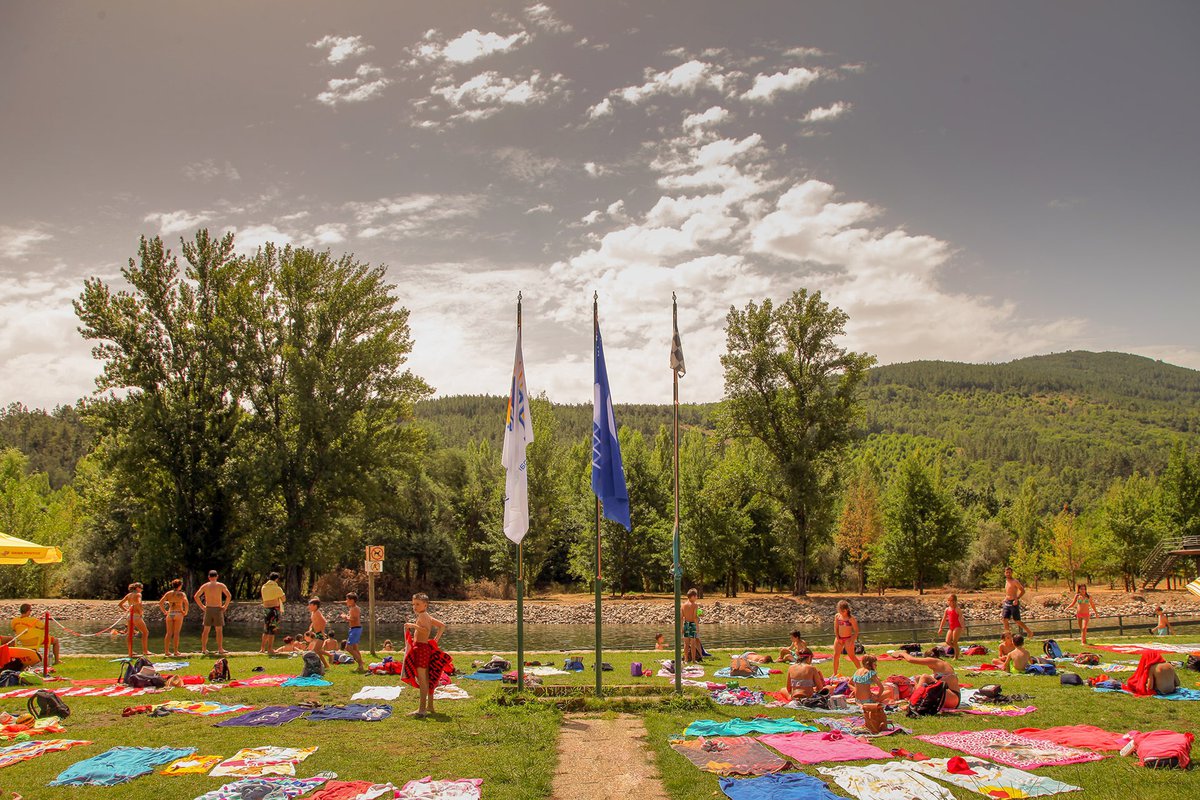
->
[552,713,671,800]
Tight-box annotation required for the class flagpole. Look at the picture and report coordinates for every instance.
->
[672,293,683,695]
[516,293,525,692]
[593,292,603,698]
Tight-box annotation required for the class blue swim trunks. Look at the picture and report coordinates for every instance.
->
[683,621,698,638]
[346,626,362,646]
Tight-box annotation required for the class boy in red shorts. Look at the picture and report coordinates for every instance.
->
[404,593,446,718]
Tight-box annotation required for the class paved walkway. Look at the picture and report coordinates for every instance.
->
[552,713,671,800]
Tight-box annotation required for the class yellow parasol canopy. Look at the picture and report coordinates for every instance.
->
[1187,578,1200,600]
[0,533,63,565]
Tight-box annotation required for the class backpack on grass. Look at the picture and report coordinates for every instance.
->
[28,689,69,720]
[119,656,154,687]
[300,651,325,678]
[208,657,231,683]
[1043,639,1063,659]
[1185,654,1200,672]
[885,674,914,700]
[906,680,947,717]
[1061,672,1083,686]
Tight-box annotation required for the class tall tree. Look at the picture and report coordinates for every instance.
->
[1102,473,1160,590]
[1160,442,1200,540]
[835,455,884,594]
[879,453,966,593]
[720,290,875,594]
[74,231,244,582]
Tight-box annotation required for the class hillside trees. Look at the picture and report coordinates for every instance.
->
[1101,473,1160,590]
[721,290,875,595]
[0,448,82,598]
[1160,443,1200,540]
[878,453,967,593]
[835,455,884,594]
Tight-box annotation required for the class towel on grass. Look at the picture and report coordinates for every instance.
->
[193,773,333,800]
[915,729,1105,768]
[214,705,308,727]
[658,665,705,679]
[686,718,817,737]
[813,716,911,737]
[210,746,318,778]
[0,684,166,698]
[719,772,842,799]
[0,739,91,770]
[281,675,332,687]
[434,683,471,700]
[955,690,1038,717]
[160,755,223,775]
[671,736,789,776]
[757,731,891,764]
[712,689,766,706]
[50,745,195,786]
[0,714,66,739]
[154,700,253,716]
[526,665,568,676]
[1094,686,1200,700]
[396,776,484,798]
[352,685,404,701]
[307,703,392,721]
[307,780,380,799]
[907,756,1082,797]
[714,666,771,679]
[462,672,503,681]
[1012,725,1129,752]
[817,763,955,800]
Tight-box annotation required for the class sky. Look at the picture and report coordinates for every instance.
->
[2,0,1198,409]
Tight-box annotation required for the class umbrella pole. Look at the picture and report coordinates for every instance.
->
[42,612,50,676]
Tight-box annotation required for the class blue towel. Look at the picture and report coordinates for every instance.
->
[215,705,308,727]
[50,746,195,786]
[1155,687,1200,701]
[686,718,818,737]
[281,675,332,687]
[306,703,392,721]
[719,773,841,800]
[463,671,504,681]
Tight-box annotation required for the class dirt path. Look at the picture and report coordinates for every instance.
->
[552,713,671,800]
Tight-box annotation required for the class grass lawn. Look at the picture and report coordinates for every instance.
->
[0,636,1197,798]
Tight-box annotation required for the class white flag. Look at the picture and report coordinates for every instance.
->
[502,327,534,544]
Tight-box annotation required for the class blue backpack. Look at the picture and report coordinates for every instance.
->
[1026,662,1057,676]
[1043,639,1064,659]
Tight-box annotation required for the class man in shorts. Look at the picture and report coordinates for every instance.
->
[682,588,700,663]
[1001,567,1034,637]
[260,571,286,655]
[194,570,232,655]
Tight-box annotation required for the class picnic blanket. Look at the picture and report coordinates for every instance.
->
[758,731,891,764]
[434,683,471,700]
[1091,642,1197,655]
[712,688,766,706]
[50,745,195,786]
[352,685,404,701]
[906,757,1082,798]
[461,671,503,681]
[188,674,294,693]
[154,700,253,716]
[0,738,91,770]
[396,776,484,798]
[160,755,223,775]
[671,736,789,776]
[0,684,166,698]
[685,718,817,737]
[307,703,392,721]
[214,705,308,727]
[955,690,1038,717]
[194,773,333,799]
[1094,686,1200,700]
[210,746,318,778]
[916,729,1105,768]
[719,772,842,800]
[526,665,569,676]
[1012,725,1129,752]
[813,716,912,738]
[281,675,333,687]
[818,762,956,800]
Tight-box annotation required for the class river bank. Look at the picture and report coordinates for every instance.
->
[8,588,1199,627]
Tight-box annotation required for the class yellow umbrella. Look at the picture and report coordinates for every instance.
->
[0,532,62,565]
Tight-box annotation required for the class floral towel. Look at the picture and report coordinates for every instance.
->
[907,756,1082,797]
[193,773,333,800]
[711,689,766,706]
[685,718,818,737]
[818,762,955,800]
[0,739,91,770]
[433,683,471,700]
[396,776,484,798]
[210,746,318,777]
[915,729,1104,768]
[671,736,789,776]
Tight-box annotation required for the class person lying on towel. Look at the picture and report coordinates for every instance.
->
[890,649,961,709]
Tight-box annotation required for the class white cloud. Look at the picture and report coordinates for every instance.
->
[587,98,613,119]
[413,28,529,66]
[616,60,728,104]
[0,227,52,259]
[785,46,826,59]
[144,210,210,236]
[429,70,567,122]
[525,204,553,214]
[230,224,293,254]
[182,159,241,182]
[348,193,485,239]
[317,63,390,106]
[803,101,850,122]
[524,3,572,33]
[583,161,606,177]
[311,34,373,65]
[305,223,348,247]
[682,106,730,130]
[741,66,820,102]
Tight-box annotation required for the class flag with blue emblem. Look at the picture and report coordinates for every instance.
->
[502,327,534,544]
[592,320,631,531]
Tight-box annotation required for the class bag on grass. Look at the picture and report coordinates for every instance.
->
[301,651,325,678]
[1185,654,1200,672]
[899,643,923,655]
[1043,639,1063,659]
[963,645,988,656]
[1073,652,1100,666]
[0,670,19,688]
[862,702,888,733]
[28,689,69,720]
[630,662,643,677]
[1026,662,1057,676]
[564,658,584,672]
[119,656,154,686]
[885,674,914,700]
[208,657,231,683]
[1060,672,1083,686]
[854,642,866,655]
[906,680,947,717]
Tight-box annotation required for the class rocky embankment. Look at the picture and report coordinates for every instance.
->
[6,591,1198,628]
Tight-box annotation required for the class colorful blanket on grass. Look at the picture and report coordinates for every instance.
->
[714,666,772,679]
[0,739,91,770]
[186,674,294,693]
[434,683,471,700]
[757,731,891,764]
[280,675,332,688]
[0,684,167,698]
[154,700,253,716]
[670,736,788,776]
[915,729,1105,768]
[160,755,223,775]
[0,714,66,738]
[907,756,1082,797]
[214,705,308,727]
[1090,642,1197,655]
[50,745,195,786]
[685,718,817,737]
[396,776,484,798]
[1011,725,1130,752]
[719,772,842,800]
[1094,686,1200,700]
[711,689,766,706]
[210,746,318,778]
[956,690,1038,716]
[193,773,333,799]
[818,762,956,800]
[813,716,912,737]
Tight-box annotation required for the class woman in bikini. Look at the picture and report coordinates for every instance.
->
[118,582,152,657]
[785,647,823,700]
[158,579,189,657]
[1070,584,1098,645]
[832,600,861,676]
[937,593,965,659]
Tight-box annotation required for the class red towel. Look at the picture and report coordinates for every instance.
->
[1014,725,1129,752]
[401,631,453,688]
[1123,651,1165,696]
[1133,730,1194,769]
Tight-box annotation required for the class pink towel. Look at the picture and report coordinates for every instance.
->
[757,731,891,764]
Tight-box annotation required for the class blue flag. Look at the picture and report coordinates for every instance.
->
[592,322,631,531]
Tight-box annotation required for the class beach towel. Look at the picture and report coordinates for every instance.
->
[352,685,404,701]
[160,755,223,775]
[955,691,1038,717]
[0,714,66,738]
[758,731,891,764]
[719,772,842,800]
[712,688,767,706]
[396,776,484,798]
[1094,685,1200,700]
[154,700,253,716]
[307,780,379,800]
[281,675,333,687]
[151,661,189,671]
[194,773,333,799]
[434,683,471,700]
[526,665,568,676]
[210,746,318,778]
[402,632,455,689]
[817,763,956,800]
[1091,642,1196,655]
[907,757,1082,797]
[813,716,912,738]
[50,745,195,786]
[715,666,771,679]
[461,671,503,681]
[915,729,1104,768]
[0,738,91,770]
[0,684,166,698]
[1131,729,1194,768]
[658,665,705,679]
[671,736,789,776]
[214,705,308,727]
[686,718,817,737]
[307,703,392,721]
[1012,725,1129,752]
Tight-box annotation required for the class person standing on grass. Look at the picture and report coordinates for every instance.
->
[117,582,152,657]
[339,592,366,673]
[194,570,232,656]
[1151,606,1174,636]
[259,572,286,655]
[1001,567,1034,638]
[1070,584,1098,644]
[681,588,700,662]
[405,592,446,718]
[937,594,965,659]
[831,600,861,676]
[158,579,188,657]
[306,598,330,667]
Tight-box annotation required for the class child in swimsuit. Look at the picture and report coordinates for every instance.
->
[405,592,446,718]
[1070,584,1098,644]
[937,593,965,659]
[158,579,189,657]
[779,630,807,663]
[1151,606,1173,636]
[307,598,330,667]
[118,582,151,657]
[850,654,893,703]
[832,600,861,676]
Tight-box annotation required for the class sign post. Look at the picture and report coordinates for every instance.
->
[365,546,384,655]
